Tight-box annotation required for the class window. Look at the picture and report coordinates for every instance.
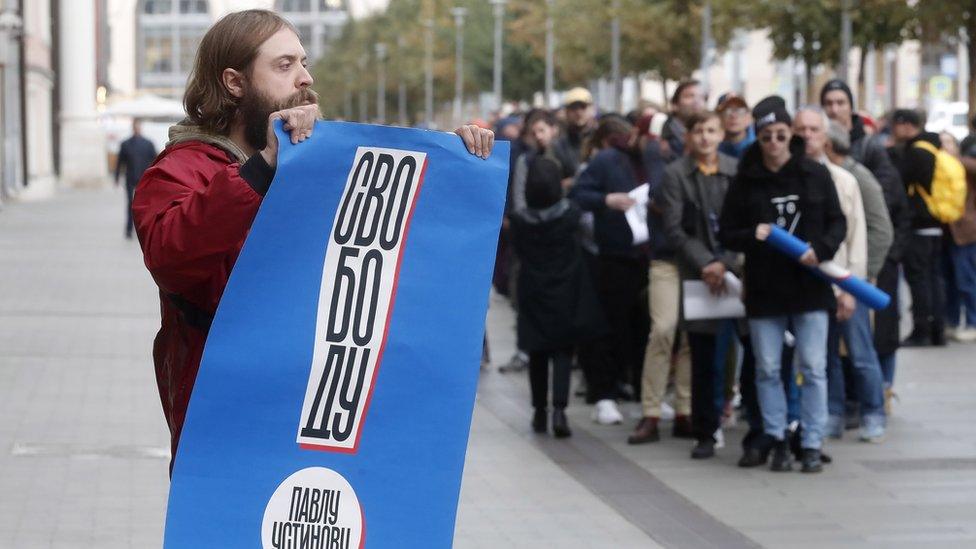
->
[143,0,172,14]
[179,0,207,14]
[179,27,206,74]
[281,0,311,11]
[275,0,349,62]
[143,27,174,74]
[138,0,211,94]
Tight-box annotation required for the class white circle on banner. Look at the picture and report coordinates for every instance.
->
[261,467,364,549]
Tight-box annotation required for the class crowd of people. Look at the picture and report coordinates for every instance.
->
[490,79,976,473]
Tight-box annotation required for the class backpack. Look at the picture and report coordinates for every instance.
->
[909,140,967,223]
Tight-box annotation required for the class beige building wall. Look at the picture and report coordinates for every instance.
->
[21,0,58,198]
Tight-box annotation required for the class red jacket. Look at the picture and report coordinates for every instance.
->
[132,140,273,468]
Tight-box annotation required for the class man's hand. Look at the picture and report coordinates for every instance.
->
[755,223,771,241]
[605,193,636,211]
[799,248,819,267]
[260,104,321,168]
[836,292,856,322]
[701,261,727,295]
[455,125,495,159]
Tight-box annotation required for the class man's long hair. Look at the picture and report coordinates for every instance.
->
[183,10,297,135]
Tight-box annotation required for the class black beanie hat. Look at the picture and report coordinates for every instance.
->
[525,157,564,210]
[752,95,791,132]
[820,79,855,109]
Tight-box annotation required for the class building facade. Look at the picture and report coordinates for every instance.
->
[106,0,348,99]
[0,0,60,202]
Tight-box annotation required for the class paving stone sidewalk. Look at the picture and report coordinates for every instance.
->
[0,188,656,548]
[4,187,975,548]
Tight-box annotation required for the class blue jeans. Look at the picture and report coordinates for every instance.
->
[945,241,976,328]
[879,353,896,388]
[749,311,829,449]
[827,304,886,422]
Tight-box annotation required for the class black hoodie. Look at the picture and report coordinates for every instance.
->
[718,137,847,317]
[892,131,942,230]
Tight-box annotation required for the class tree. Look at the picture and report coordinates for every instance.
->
[620,0,747,85]
[849,0,914,107]
[911,0,976,117]
[749,1,842,102]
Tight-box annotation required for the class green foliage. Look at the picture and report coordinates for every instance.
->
[310,0,971,120]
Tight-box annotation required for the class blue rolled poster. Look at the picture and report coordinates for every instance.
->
[765,225,891,310]
[163,121,510,548]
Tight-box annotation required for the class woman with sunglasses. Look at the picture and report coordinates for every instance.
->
[718,96,847,474]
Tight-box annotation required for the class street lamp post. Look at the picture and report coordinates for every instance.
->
[490,0,506,110]
[375,42,387,124]
[544,0,554,107]
[451,6,467,126]
[699,0,712,98]
[423,18,434,127]
[397,36,407,126]
[610,0,620,112]
[839,0,852,81]
[358,53,368,121]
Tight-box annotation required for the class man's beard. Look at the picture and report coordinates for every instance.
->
[238,85,319,151]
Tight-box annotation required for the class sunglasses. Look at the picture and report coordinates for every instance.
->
[759,132,789,143]
[722,108,749,117]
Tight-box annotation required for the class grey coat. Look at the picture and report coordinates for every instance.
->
[841,157,893,279]
[659,153,740,332]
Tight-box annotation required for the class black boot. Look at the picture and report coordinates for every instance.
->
[770,438,793,472]
[801,448,823,473]
[738,432,773,468]
[532,408,547,433]
[691,438,715,459]
[901,329,931,347]
[552,408,572,438]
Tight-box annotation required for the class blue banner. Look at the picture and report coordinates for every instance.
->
[766,225,891,310]
[164,121,509,548]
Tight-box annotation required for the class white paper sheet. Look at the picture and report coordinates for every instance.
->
[682,272,746,320]
[625,183,650,245]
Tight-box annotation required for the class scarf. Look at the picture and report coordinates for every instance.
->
[167,118,249,164]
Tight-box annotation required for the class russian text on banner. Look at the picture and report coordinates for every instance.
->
[163,121,509,548]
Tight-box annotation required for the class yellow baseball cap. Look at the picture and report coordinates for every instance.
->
[563,87,593,107]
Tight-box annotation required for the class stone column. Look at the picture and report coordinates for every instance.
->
[58,0,107,188]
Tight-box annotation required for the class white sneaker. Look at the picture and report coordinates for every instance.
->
[660,401,676,421]
[713,428,725,449]
[953,327,976,342]
[592,399,624,425]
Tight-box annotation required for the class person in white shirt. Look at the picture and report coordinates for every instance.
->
[794,107,886,443]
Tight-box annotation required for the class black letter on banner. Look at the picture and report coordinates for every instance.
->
[326,247,358,342]
[352,249,382,346]
[354,153,394,247]
[380,156,417,251]
[334,152,373,245]
[331,347,371,442]
[301,344,346,439]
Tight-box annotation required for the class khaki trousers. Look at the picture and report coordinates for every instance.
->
[641,260,691,417]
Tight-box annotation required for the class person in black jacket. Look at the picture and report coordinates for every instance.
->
[570,123,650,425]
[890,109,947,347]
[657,111,741,459]
[719,98,847,473]
[114,119,158,239]
[511,157,605,438]
[821,80,911,385]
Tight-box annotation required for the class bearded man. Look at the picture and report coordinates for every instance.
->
[132,10,495,468]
